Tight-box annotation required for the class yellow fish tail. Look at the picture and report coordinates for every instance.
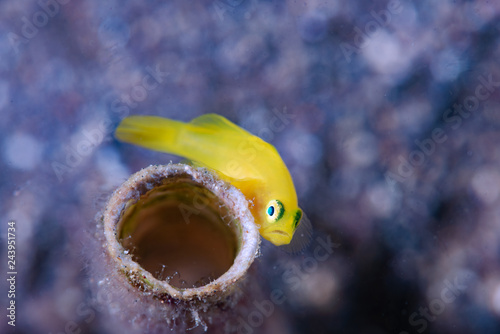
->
[115,116,189,157]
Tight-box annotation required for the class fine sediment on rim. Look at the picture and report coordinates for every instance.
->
[90,164,262,333]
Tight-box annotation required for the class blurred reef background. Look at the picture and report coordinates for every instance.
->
[2,0,500,333]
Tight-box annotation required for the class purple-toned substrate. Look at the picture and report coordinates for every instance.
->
[1,1,500,333]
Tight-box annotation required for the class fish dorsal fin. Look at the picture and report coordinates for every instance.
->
[189,113,278,181]
[190,113,252,137]
[191,113,279,152]
[191,113,280,155]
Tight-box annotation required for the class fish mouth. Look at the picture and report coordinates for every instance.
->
[269,230,290,237]
[263,229,293,246]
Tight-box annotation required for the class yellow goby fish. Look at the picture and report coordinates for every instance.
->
[115,113,302,246]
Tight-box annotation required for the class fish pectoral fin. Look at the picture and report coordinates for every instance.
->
[184,159,216,172]
[180,158,198,166]
[182,158,259,188]
[228,177,264,198]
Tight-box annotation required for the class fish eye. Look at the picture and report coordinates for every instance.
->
[266,200,284,222]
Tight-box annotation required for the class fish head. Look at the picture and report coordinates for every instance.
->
[260,199,302,246]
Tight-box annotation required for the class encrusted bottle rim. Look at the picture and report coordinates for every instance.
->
[102,164,260,303]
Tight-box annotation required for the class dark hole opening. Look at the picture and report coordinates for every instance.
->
[118,181,238,289]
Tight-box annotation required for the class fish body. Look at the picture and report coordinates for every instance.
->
[115,114,302,246]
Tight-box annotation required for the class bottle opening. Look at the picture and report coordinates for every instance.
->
[118,181,238,288]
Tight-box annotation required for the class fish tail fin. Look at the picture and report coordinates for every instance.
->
[114,116,188,156]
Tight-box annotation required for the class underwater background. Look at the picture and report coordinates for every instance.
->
[2,0,500,333]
